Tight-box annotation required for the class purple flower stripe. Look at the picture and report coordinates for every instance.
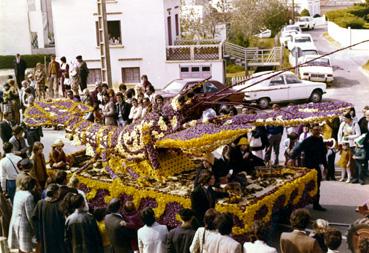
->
[105,166,118,179]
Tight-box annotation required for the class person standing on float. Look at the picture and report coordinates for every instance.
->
[289,125,327,211]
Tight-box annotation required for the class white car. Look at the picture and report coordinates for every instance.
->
[279,25,302,47]
[255,29,272,38]
[299,55,334,83]
[295,16,315,30]
[287,34,315,51]
[289,46,319,67]
[236,71,326,109]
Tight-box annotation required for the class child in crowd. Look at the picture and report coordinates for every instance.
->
[299,125,311,143]
[324,228,342,253]
[94,207,112,253]
[310,219,330,252]
[337,142,351,183]
[353,135,366,185]
[122,201,143,253]
[283,132,299,166]
[326,138,337,181]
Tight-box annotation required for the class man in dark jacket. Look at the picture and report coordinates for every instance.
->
[358,106,369,134]
[191,172,228,224]
[0,112,13,143]
[289,125,328,211]
[65,193,103,253]
[104,198,136,253]
[14,54,27,88]
[167,208,196,253]
[116,92,131,127]
[76,56,89,91]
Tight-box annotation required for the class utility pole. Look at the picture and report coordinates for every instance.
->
[292,0,295,23]
[96,0,112,87]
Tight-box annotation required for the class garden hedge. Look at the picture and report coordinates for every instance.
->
[0,54,52,69]
[326,4,369,29]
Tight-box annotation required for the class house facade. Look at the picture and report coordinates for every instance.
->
[51,0,225,88]
[287,0,321,16]
[0,0,54,55]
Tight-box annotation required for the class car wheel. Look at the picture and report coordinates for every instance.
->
[258,98,270,109]
[309,90,322,103]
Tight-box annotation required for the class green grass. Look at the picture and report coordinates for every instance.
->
[326,4,369,29]
[280,48,291,69]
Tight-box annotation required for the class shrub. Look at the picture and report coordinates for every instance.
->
[300,9,311,17]
[0,54,52,69]
[334,15,366,28]
[326,5,369,28]
[226,64,245,74]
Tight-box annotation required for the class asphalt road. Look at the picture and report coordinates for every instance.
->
[308,25,369,111]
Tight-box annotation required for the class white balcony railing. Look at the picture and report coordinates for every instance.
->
[166,42,223,61]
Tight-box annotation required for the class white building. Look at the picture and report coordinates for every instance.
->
[287,0,321,16]
[0,0,55,55]
[51,0,225,88]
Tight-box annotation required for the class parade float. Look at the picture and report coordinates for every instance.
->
[23,79,352,239]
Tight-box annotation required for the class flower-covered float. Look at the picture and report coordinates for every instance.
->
[24,79,352,239]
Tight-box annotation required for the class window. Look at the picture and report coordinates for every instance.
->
[87,69,102,85]
[192,67,200,72]
[180,67,189,73]
[121,67,140,83]
[175,14,179,36]
[108,21,122,45]
[204,82,218,93]
[270,76,285,85]
[180,65,211,79]
[96,20,122,46]
[285,74,302,84]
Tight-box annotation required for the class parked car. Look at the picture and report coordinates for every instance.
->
[279,25,302,47]
[287,33,315,51]
[159,79,245,105]
[295,16,315,30]
[299,55,334,83]
[255,29,272,38]
[235,71,326,109]
[289,46,319,67]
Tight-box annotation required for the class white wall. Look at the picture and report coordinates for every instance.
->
[51,0,224,89]
[327,21,369,50]
[0,0,32,55]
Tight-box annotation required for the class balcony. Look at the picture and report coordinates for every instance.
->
[166,39,224,61]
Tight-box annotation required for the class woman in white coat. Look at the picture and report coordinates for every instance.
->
[8,174,36,253]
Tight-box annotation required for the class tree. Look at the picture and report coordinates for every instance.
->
[300,8,311,16]
[229,0,290,42]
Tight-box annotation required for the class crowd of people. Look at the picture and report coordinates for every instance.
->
[2,54,369,252]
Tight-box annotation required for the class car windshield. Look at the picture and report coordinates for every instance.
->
[305,58,330,67]
[299,17,310,22]
[164,80,186,93]
[295,36,311,43]
[301,50,318,56]
[286,26,299,32]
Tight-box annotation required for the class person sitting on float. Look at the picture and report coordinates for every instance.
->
[194,152,230,187]
[48,139,69,170]
[229,137,265,177]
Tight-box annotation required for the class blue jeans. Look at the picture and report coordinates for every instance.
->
[6,179,16,203]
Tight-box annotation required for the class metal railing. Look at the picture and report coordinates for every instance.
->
[224,41,282,67]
